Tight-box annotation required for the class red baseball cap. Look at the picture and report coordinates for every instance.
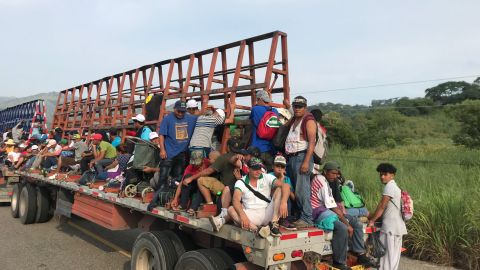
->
[91,133,103,140]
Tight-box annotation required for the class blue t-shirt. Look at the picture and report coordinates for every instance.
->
[268,172,294,192]
[111,137,121,148]
[250,105,278,153]
[140,127,152,141]
[159,113,197,159]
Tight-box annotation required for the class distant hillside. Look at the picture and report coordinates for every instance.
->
[0,92,59,128]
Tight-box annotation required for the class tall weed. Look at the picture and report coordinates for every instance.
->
[329,143,480,269]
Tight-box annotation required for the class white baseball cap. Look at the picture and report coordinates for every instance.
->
[131,114,146,123]
[149,132,159,140]
[31,145,39,150]
[215,109,226,121]
[19,143,26,148]
[186,99,199,109]
[47,139,57,147]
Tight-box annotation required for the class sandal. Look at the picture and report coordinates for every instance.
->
[171,206,184,213]
[187,209,195,216]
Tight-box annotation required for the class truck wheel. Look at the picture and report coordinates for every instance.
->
[175,248,235,270]
[35,187,52,223]
[150,231,180,268]
[19,184,37,224]
[10,183,22,218]
[131,231,177,270]
[161,230,186,259]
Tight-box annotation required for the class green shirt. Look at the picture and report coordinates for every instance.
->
[99,141,117,159]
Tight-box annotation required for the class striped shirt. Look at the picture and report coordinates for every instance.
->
[189,114,224,148]
[311,174,337,209]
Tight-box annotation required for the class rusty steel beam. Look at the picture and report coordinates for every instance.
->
[52,31,290,148]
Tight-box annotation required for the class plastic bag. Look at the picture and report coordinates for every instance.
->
[367,231,386,258]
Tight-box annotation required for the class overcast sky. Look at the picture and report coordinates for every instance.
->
[0,0,478,105]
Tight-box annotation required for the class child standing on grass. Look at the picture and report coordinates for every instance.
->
[368,163,407,270]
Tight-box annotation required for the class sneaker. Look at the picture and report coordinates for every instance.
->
[258,225,271,238]
[357,253,379,268]
[209,216,225,232]
[279,219,297,231]
[270,222,281,237]
[331,262,352,270]
[291,219,312,229]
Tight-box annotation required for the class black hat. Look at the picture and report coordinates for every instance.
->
[241,146,260,157]
[292,96,308,107]
[174,100,187,112]
[227,138,242,153]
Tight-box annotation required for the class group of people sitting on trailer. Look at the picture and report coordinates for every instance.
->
[0,90,407,270]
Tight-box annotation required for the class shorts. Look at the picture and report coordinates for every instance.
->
[61,157,80,167]
[198,177,225,195]
[243,200,275,227]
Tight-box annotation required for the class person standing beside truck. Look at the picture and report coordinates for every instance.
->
[368,163,408,270]
[285,96,316,228]
[156,100,197,190]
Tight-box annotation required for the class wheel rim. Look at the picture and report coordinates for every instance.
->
[135,247,155,270]
[19,191,26,217]
[11,189,18,212]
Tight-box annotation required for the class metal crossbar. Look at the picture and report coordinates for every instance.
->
[51,31,290,152]
[0,100,47,137]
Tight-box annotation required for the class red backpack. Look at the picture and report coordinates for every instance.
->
[256,108,281,140]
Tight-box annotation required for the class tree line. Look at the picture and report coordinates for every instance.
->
[309,79,480,149]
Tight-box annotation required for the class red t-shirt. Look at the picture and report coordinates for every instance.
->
[183,158,210,178]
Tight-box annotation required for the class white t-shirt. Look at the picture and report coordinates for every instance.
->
[382,180,408,236]
[8,152,21,162]
[311,174,337,209]
[48,145,63,155]
[234,173,277,210]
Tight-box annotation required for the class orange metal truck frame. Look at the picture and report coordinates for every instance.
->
[51,31,289,152]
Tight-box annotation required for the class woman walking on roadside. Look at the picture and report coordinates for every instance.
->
[368,163,407,270]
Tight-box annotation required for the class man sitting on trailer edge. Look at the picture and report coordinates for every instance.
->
[310,161,377,270]
[89,133,117,176]
[209,157,290,237]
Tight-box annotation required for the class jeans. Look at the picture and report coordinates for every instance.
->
[346,207,369,217]
[260,151,274,172]
[94,158,114,174]
[155,152,186,190]
[80,156,94,173]
[330,215,365,264]
[41,156,58,170]
[286,152,313,224]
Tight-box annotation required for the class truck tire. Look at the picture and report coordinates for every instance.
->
[19,184,37,224]
[161,230,186,259]
[10,183,22,218]
[35,187,51,223]
[150,231,179,268]
[131,231,177,270]
[174,248,235,270]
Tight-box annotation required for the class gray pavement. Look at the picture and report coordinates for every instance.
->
[0,204,458,270]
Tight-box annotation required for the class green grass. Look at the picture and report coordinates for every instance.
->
[328,142,480,270]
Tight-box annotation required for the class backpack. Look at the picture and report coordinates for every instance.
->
[256,108,281,140]
[340,185,365,208]
[392,189,414,221]
[313,124,328,164]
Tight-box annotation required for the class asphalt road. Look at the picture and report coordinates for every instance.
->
[0,204,458,270]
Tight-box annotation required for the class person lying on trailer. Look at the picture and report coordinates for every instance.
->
[182,138,244,219]
[88,133,117,176]
[209,157,290,238]
[310,161,377,270]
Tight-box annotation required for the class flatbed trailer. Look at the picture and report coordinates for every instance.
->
[5,32,376,269]
[8,169,375,270]
[0,167,20,203]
